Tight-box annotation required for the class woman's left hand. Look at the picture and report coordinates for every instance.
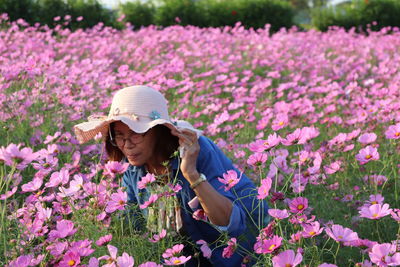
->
[170,128,200,182]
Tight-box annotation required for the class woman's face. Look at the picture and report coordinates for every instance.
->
[113,121,157,167]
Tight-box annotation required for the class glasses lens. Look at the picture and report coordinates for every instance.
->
[114,133,145,146]
[130,134,144,144]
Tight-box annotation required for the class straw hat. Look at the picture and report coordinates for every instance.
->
[73,85,202,144]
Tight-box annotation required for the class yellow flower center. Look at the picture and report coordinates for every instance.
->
[338,235,343,239]
[365,155,372,159]
[373,213,379,218]
[173,260,181,264]
[278,121,284,126]
[68,260,75,266]
[297,204,304,210]
[395,132,400,137]
[371,201,377,204]
[268,244,276,251]
[309,231,316,236]
[119,200,125,205]
[285,264,292,267]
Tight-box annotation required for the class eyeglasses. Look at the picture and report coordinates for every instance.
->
[109,127,147,147]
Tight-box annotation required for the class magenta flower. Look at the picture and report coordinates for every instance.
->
[359,203,392,220]
[58,251,80,267]
[217,170,241,191]
[192,209,208,221]
[288,197,308,214]
[164,256,191,266]
[369,243,400,266]
[45,168,70,188]
[105,189,127,213]
[385,123,400,139]
[139,194,159,209]
[260,235,283,254]
[99,245,134,267]
[325,224,359,243]
[137,173,156,189]
[21,177,43,192]
[48,219,77,240]
[268,209,289,220]
[247,152,268,167]
[196,240,212,259]
[319,264,337,267]
[116,252,135,267]
[323,161,341,174]
[138,262,163,267]
[257,177,272,199]
[358,132,377,144]
[355,146,379,165]
[222,237,237,258]
[390,208,400,222]
[96,234,113,246]
[272,249,303,267]
[70,239,95,257]
[104,161,129,178]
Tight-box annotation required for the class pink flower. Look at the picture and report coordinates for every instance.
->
[138,262,163,267]
[359,203,392,220]
[193,209,208,221]
[99,245,134,267]
[257,177,272,199]
[268,209,289,220]
[21,177,43,192]
[271,113,288,131]
[58,251,80,267]
[196,240,212,259]
[104,161,129,178]
[45,168,70,188]
[247,152,268,166]
[385,123,400,139]
[162,244,184,258]
[260,235,283,254]
[325,224,359,243]
[324,161,341,174]
[48,219,77,240]
[164,256,191,266]
[106,189,127,213]
[301,221,324,238]
[272,249,303,267]
[1,143,38,170]
[217,170,241,191]
[288,197,308,214]
[96,234,113,246]
[138,173,156,189]
[149,229,167,243]
[222,237,237,258]
[390,208,400,222]
[355,146,379,165]
[358,133,377,144]
[369,243,400,266]
[264,132,281,150]
[139,194,159,209]
[117,252,135,267]
[319,264,337,267]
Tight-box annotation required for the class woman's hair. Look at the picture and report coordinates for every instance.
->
[105,123,179,163]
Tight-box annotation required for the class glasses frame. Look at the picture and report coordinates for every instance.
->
[109,125,147,147]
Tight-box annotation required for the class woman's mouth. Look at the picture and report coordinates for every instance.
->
[126,153,141,161]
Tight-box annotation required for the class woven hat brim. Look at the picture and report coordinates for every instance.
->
[73,116,202,144]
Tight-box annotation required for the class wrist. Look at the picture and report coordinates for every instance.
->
[184,170,200,184]
[190,173,207,190]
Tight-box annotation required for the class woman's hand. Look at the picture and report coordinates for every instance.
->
[170,128,200,183]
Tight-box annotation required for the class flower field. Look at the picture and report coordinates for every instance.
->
[1,14,400,266]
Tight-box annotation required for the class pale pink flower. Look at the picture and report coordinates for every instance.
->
[48,219,77,240]
[2,143,38,170]
[21,177,42,192]
[164,256,191,266]
[360,203,392,220]
[358,133,377,144]
[325,224,359,243]
[257,177,272,199]
[301,221,324,238]
[45,168,70,188]
[193,209,208,221]
[369,243,400,266]
[138,262,163,267]
[138,173,156,189]
[366,194,385,205]
[385,123,400,139]
[319,264,337,267]
[390,208,400,222]
[106,189,127,213]
[116,252,134,267]
[196,240,212,259]
[104,161,129,178]
[363,174,387,186]
[324,161,341,174]
[162,244,184,258]
[217,170,241,191]
[268,209,289,220]
[355,146,379,165]
[272,249,303,267]
[58,251,80,267]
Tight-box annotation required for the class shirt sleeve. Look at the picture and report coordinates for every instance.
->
[195,136,251,237]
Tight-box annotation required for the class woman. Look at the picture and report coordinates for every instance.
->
[74,85,269,266]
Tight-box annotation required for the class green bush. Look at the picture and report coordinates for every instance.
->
[154,0,207,27]
[0,0,39,23]
[120,0,155,28]
[311,0,400,32]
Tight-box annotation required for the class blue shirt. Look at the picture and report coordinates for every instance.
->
[122,136,269,267]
